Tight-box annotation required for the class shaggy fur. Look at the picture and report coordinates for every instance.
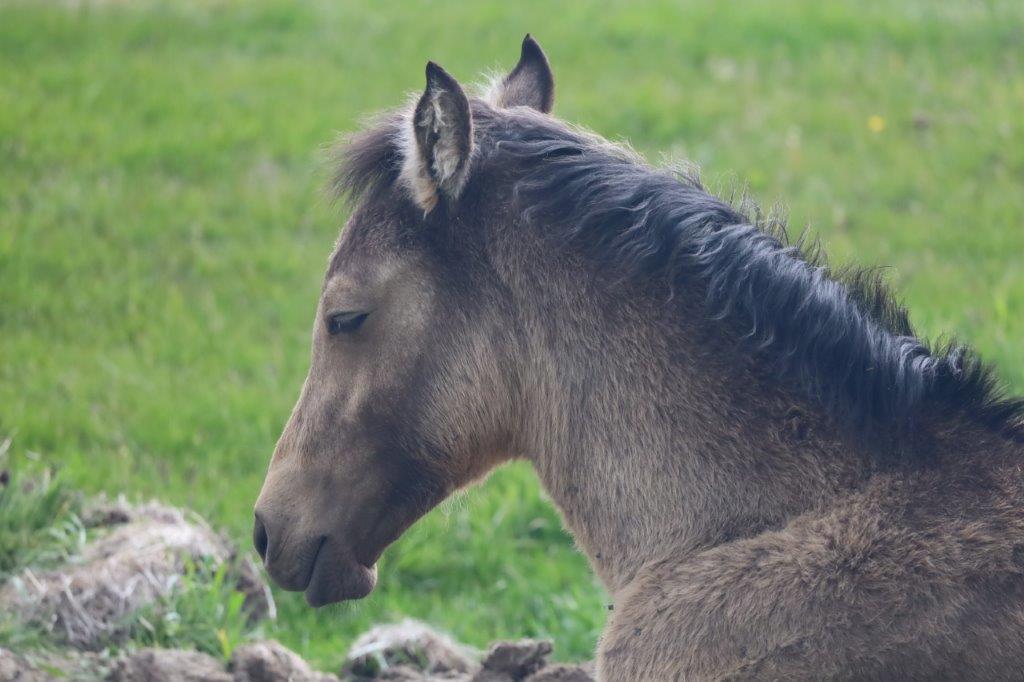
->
[336,101,1024,459]
[257,37,1024,680]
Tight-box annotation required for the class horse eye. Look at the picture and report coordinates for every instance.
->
[326,311,369,336]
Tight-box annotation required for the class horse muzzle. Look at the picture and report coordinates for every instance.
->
[252,509,378,606]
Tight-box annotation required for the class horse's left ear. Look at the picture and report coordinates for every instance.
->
[491,34,555,113]
[403,61,473,212]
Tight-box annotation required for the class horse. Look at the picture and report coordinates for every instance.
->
[253,36,1024,679]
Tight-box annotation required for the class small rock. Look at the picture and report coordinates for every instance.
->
[473,640,552,681]
[231,640,338,682]
[109,648,231,682]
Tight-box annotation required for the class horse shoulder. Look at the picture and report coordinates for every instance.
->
[598,465,1024,680]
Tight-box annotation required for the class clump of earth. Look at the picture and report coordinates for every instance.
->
[0,493,592,681]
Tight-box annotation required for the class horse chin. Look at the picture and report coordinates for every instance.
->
[300,482,446,607]
[303,552,378,607]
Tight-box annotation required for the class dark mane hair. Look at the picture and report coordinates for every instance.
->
[334,103,1024,452]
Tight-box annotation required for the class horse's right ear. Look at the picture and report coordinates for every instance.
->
[401,61,473,213]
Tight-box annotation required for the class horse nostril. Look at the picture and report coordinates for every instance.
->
[253,513,269,562]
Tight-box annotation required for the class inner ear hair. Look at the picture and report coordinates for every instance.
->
[403,61,474,212]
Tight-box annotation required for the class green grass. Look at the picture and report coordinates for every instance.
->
[0,464,85,581]
[120,558,254,660]
[1,0,1022,670]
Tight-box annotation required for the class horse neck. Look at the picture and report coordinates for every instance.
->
[509,263,867,595]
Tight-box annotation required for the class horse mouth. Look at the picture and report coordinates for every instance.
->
[299,481,446,607]
[303,539,378,607]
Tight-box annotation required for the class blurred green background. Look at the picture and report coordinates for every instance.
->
[1,0,1022,670]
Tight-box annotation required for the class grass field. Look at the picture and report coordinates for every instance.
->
[2,0,1022,670]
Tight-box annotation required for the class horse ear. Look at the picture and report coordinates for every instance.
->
[492,34,554,113]
[402,61,473,212]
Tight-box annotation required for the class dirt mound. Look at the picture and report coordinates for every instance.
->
[232,640,339,682]
[2,628,592,682]
[342,619,476,679]
[105,641,342,681]
[0,492,590,681]
[340,622,592,682]
[0,496,270,650]
[110,648,233,682]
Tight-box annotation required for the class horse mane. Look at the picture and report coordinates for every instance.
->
[333,102,1024,452]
